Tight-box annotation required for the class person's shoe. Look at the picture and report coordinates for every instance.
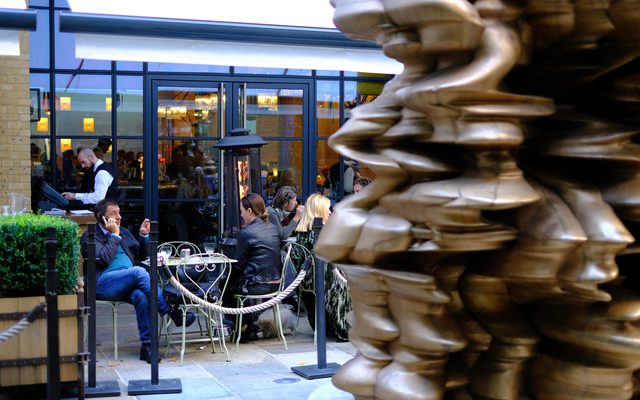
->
[239,330,259,343]
[139,344,162,364]
[169,305,196,328]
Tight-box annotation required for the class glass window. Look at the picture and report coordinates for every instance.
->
[117,76,143,136]
[158,86,221,138]
[114,139,144,199]
[30,137,53,211]
[29,9,49,69]
[116,61,143,71]
[315,139,339,199]
[234,66,311,76]
[158,139,219,198]
[30,74,50,136]
[315,70,340,76]
[316,80,340,138]
[54,12,111,70]
[246,88,303,138]
[344,80,384,119]
[148,62,229,74]
[55,74,112,137]
[261,140,303,201]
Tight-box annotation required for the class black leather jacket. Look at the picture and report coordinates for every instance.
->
[235,218,281,285]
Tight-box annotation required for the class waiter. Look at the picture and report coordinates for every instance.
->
[62,148,117,204]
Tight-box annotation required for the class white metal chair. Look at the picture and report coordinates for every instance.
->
[162,252,232,365]
[96,300,128,360]
[233,248,294,351]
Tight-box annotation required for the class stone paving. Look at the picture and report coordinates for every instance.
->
[88,302,355,399]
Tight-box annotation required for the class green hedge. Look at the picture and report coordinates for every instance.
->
[0,214,79,297]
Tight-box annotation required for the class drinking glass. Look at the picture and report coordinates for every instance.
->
[158,245,172,265]
[203,242,216,254]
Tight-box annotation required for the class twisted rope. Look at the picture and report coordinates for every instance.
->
[164,268,308,315]
[0,302,46,343]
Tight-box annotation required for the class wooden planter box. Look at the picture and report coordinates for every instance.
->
[0,294,82,387]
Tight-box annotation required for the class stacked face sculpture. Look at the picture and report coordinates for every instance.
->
[317,0,640,399]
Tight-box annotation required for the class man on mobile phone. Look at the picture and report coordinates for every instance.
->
[80,198,195,363]
[62,148,117,204]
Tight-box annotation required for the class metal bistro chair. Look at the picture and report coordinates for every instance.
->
[233,248,294,351]
[82,257,130,360]
[162,252,232,365]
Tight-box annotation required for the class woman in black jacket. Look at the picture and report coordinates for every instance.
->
[233,193,282,341]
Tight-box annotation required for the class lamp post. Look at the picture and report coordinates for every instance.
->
[214,128,267,254]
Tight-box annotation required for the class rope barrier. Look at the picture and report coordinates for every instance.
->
[162,242,315,315]
[0,302,46,343]
[164,266,308,315]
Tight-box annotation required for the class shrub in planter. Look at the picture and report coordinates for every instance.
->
[0,213,79,297]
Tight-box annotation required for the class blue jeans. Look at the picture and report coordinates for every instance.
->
[96,266,171,344]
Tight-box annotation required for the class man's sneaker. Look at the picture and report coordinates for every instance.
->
[169,305,196,328]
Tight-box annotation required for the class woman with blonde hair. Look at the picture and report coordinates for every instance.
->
[294,193,350,342]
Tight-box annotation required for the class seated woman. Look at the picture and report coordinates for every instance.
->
[267,186,304,241]
[294,193,351,342]
[232,193,282,342]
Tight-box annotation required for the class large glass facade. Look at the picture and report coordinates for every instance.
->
[27,2,390,243]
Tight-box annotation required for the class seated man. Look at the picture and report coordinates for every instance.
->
[81,198,195,363]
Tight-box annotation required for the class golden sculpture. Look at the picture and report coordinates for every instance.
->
[318,0,640,398]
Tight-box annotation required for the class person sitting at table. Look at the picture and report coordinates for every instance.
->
[81,198,196,363]
[231,193,282,342]
[267,186,304,241]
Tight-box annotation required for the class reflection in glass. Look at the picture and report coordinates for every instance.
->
[55,74,112,136]
[30,73,50,135]
[316,80,340,138]
[261,140,303,202]
[158,87,220,138]
[29,10,49,69]
[158,200,219,246]
[115,139,144,200]
[246,88,303,138]
[117,76,143,136]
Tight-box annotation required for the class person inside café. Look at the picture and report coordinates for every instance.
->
[62,147,117,205]
[267,185,304,241]
[81,198,196,363]
[353,176,372,194]
[231,193,282,342]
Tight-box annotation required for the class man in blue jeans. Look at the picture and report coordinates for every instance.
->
[81,198,195,363]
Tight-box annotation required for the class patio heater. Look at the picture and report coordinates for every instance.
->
[214,128,267,255]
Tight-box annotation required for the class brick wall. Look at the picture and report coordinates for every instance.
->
[0,32,30,208]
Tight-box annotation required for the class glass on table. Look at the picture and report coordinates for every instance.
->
[158,244,173,265]
[203,242,216,254]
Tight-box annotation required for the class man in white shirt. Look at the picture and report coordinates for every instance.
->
[62,147,117,204]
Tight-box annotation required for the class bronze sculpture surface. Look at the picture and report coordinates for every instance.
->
[318,0,640,398]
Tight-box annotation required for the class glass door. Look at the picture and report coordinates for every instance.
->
[150,81,226,247]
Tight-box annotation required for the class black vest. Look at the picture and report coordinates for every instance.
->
[82,162,118,200]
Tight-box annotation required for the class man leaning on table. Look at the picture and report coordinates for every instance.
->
[80,198,195,363]
[62,147,117,205]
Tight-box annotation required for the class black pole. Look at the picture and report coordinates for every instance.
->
[86,224,97,388]
[45,227,60,400]
[85,223,120,397]
[312,217,328,369]
[128,221,181,395]
[291,217,340,379]
[149,221,159,384]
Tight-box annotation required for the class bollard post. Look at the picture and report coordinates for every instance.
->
[291,217,340,379]
[128,221,182,395]
[45,227,61,400]
[84,223,120,398]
